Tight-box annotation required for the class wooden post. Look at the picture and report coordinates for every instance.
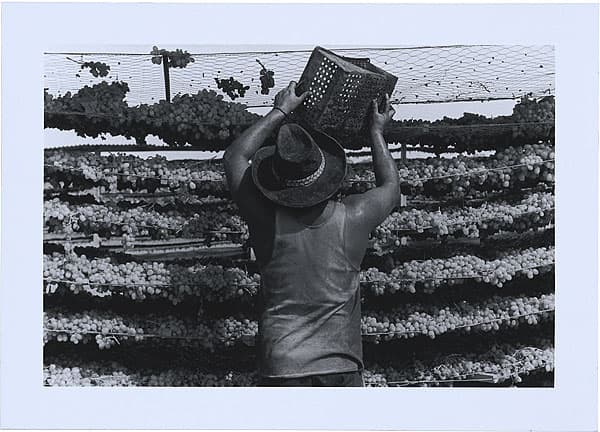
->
[401,142,407,161]
[162,54,171,102]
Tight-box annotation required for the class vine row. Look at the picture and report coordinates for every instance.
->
[44,338,554,387]
[44,81,553,152]
[44,143,554,200]
[43,293,555,349]
[43,246,554,304]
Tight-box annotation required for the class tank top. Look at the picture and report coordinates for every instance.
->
[257,200,364,378]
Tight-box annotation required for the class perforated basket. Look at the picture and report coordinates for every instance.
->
[295,47,398,149]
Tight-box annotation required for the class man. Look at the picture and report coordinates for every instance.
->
[223,81,399,387]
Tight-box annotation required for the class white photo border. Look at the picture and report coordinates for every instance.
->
[1,2,598,430]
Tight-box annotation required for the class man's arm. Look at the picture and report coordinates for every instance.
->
[223,81,309,226]
[223,108,283,223]
[344,95,400,233]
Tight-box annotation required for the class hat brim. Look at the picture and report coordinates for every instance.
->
[251,129,347,208]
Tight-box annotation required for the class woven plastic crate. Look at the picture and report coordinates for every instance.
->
[295,47,398,149]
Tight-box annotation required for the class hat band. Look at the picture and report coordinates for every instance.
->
[273,146,326,188]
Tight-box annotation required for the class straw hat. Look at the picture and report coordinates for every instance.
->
[252,124,347,208]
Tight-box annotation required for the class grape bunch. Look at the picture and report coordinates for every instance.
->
[43,309,145,349]
[136,293,555,347]
[92,193,231,208]
[43,356,258,387]
[44,253,169,300]
[44,252,260,304]
[45,86,260,148]
[362,370,388,387]
[371,193,555,252]
[44,309,214,350]
[43,199,249,245]
[44,85,552,152]
[512,96,555,123]
[214,77,250,100]
[44,82,130,139]
[45,151,227,196]
[257,60,275,95]
[142,369,256,387]
[44,198,185,239]
[360,246,554,295]
[80,61,110,78]
[44,364,136,386]
[383,96,554,153]
[43,192,552,251]
[212,317,259,347]
[44,339,553,387]
[169,263,259,303]
[150,46,195,68]
[128,90,260,146]
[361,293,555,343]
[371,339,554,387]
[45,142,553,200]
[345,143,554,199]
[182,213,249,245]
[44,245,553,304]
[485,228,555,250]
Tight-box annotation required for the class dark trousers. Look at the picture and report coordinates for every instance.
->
[258,370,364,387]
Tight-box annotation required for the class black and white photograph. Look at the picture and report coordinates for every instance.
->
[42,43,557,388]
[1,2,598,431]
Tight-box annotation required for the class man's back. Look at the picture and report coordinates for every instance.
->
[222,81,399,386]
[258,200,363,378]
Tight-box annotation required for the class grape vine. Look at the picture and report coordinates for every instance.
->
[150,46,195,68]
[44,87,553,151]
[361,246,554,295]
[44,198,249,246]
[43,293,554,350]
[44,143,554,201]
[256,60,275,95]
[372,192,554,252]
[43,339,554,387]
[44,247,553,304]
[80,61,111,78]
[44,253,259,304]
[44,82,130,139]
[383,96,554,153]
[214,77,250,100]
[45,85,260,148]
[345,143,554,199]
[361,293,554,342]
[42,74,556,388]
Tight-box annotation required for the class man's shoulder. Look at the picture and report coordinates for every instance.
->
[341,193,367,216]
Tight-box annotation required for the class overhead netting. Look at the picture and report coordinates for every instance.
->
[44,45,554,107]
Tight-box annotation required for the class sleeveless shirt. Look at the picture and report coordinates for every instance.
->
[257,200,364,378]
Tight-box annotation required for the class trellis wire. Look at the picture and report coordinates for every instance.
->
[44,45,554,107]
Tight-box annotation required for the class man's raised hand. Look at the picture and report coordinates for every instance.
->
[370,94,396,135]
[273,81,310,116]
